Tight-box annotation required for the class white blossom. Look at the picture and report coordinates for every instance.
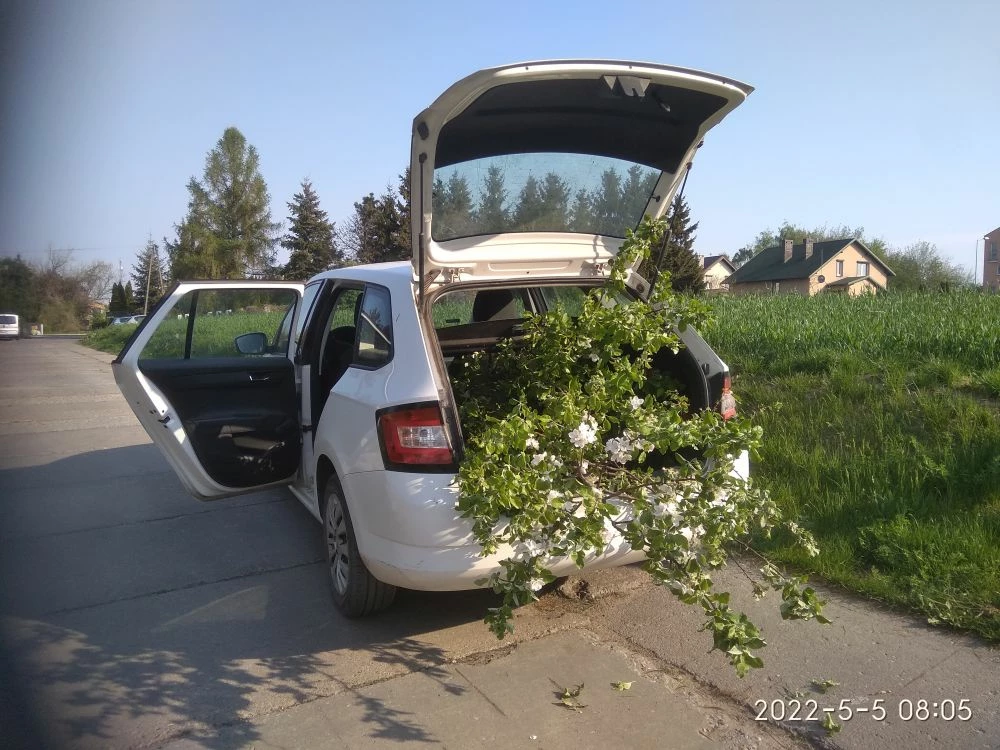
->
[629,395,644,410]
[530,452,548,467]
[580,459,589,475]
[511,539,546,562]
[525,437,539,450]
[652,499,681,527]
[529,577,545,592]
[604,435,633,463]
[678,525,704,546]
[590,352,600,362]
[568,414,598,448]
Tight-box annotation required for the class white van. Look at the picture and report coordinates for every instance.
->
[0,314,19,340]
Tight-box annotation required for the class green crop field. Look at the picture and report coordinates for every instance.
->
[706,291,1000,640]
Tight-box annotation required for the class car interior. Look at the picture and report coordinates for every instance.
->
[320,291,363,396]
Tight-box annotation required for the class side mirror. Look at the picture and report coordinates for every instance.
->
[234,332,268,355]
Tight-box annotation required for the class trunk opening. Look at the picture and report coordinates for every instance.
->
[427,284,715,463]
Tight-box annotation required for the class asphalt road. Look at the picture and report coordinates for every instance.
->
[1,338,998,750]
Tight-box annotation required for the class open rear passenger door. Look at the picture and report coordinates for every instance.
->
[113,281,305,500]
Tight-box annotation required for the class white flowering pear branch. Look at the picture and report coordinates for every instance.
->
[452,217,827,676]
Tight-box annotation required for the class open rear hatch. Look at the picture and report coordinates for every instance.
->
[409,60,753,298]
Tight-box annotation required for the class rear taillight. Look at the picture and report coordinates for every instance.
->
[719,373,736,420]
[378,405,454,468]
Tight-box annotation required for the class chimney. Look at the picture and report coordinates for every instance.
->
[783,238,793,263]
[804,237,814,259]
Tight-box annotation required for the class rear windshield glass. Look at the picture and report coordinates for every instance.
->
[0,315,17,325]
[432,153,658,242]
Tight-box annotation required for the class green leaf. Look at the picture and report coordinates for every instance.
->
[811,678,839,694]
[821,712,841,734]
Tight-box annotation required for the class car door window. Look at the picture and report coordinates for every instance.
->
[318,288,363,389]
[294,281,322,348]
[356,284,393,366]
[141,289,299,359]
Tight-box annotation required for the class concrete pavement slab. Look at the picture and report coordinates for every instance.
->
[1,566,593,749]
[581,564,1000,749]
[0,469,280,541]
[0,492,316,617]
[158,630,797,750]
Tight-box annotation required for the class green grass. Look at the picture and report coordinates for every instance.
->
[706,291,1000,639]
[82,311,287,357]
[82,324,137,355]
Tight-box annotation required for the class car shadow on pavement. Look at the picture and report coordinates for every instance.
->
[0,444,505,749]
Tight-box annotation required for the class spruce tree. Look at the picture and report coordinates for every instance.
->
[109,282,126,317]
[281,179,340,279]
[340,186,408,265]
[513,175,543,230]
[445,172,474,237]
[538,173,571,231]
[622,165,657,220]
[591,168,626,236]
[644,196,704,294]
[569,188,594,233]
[123,282,138,313]
[475,165,509,234]
[130,239,167,313]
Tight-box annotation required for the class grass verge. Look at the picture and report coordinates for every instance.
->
[82,325,135,355]
[707,291,1000,640]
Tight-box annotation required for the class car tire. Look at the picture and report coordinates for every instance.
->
[322,478,396,617]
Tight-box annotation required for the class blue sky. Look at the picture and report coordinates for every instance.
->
[2,0,997,281]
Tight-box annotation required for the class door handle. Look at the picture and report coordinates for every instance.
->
[248,372,272,382]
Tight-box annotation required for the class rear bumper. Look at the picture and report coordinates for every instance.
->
[363,533,646,591]
[342,450,750,591]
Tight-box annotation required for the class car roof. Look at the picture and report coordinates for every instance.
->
[307,260,608,300]
[311,261,410,282]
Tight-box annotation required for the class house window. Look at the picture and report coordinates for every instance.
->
[835,260,844,277]
[857,261,869,276]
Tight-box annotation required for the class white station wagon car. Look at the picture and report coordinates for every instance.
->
[114,60,752,617]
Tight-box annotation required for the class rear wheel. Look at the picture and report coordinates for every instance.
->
[323,479,396,617]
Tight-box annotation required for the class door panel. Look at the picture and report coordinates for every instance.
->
[139,358,299,488]
[113,281,304,500]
